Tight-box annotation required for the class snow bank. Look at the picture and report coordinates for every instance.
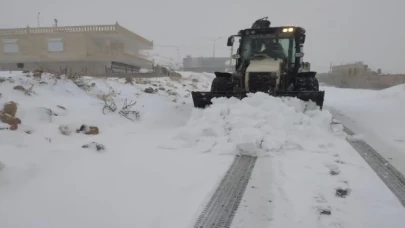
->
[323,83,405,175]
[0,71,235,228]
[166,92,332,157]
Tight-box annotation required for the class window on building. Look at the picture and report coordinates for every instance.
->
[47,38,64,52]
[2,39,19,53]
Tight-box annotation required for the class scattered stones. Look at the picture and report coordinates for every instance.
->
[0,111,20,130]
[59,125,74,136]
[3,101,17,117]
[144,87,155,93]
[158,87,166,91]
[82,142,105,152]
[76,124,99,135]
[13,85,26,91]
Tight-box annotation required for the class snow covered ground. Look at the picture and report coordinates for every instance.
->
[322,84,405,175]
[1,71,405,227]
[0,71,235,228]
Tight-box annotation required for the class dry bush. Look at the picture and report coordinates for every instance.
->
[100,88,117,114]
[119,99,140,121]
[13,84,36,96]
[134,77,152,84]
[125,76,134,85]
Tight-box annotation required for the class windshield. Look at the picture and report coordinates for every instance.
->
[241,34,294,62]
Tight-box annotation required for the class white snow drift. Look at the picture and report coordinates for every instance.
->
[323,84,405,175]
[1,71,405,228]
[166,93,332,157]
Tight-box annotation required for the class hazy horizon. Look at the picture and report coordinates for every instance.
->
[1,0,403,73]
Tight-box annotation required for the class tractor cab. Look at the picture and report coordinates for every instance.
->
[227,17,307,77]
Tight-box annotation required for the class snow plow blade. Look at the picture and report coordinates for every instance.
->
[191,91,325,109]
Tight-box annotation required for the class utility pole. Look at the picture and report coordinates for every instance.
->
[37,12,40,27]
[212,37,221,58]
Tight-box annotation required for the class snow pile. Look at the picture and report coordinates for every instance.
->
[166,92,332,157]
[323,83,405,175]
[0,71,235,228]
[377,83,405,101]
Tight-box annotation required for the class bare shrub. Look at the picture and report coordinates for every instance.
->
[119,99,140,121]
[100,88,117,114]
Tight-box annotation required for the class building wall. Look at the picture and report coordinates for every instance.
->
[0,33,88,62]
[0,61,110,75]
[0,25,153,74]
[183,56,229,73]
[318,62,405,89]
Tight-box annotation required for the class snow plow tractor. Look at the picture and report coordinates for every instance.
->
[191,17,325,109]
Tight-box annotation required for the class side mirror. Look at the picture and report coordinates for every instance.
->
[227,36,234,46]
[300,34,306,44]
[232,54,240,59]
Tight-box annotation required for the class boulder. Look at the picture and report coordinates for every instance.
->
[76,124,99,135]
[144,87,155,93]
[3,101,17,117]
[82,142,105,152]
[13,85,26,91]
[0,111,20,129]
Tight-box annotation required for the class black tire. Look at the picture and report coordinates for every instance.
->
[294,76,319,92]
[211,77,233,92]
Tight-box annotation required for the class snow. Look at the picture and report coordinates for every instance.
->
[0,71,231,228]
[323,84,405,175]
[1,71,405,227]
[166,91,405,227]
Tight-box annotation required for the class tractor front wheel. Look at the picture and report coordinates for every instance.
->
[211,77,233,92]
[293,76,319,92]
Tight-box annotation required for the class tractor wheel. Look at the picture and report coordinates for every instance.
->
[211,77,233,92]
[294,76,319,92]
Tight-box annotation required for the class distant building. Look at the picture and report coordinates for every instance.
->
[318,61,405,89]
[0,23,153,75]
[183,56,230,73]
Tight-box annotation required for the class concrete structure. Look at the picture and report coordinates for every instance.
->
[318,61,405,89]
[183,56,230,73]
[0,23,153,75]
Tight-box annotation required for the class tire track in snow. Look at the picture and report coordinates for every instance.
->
[342,125,405,207]
[193,155,257,228]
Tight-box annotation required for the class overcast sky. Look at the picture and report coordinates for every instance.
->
[0,0,403,73]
